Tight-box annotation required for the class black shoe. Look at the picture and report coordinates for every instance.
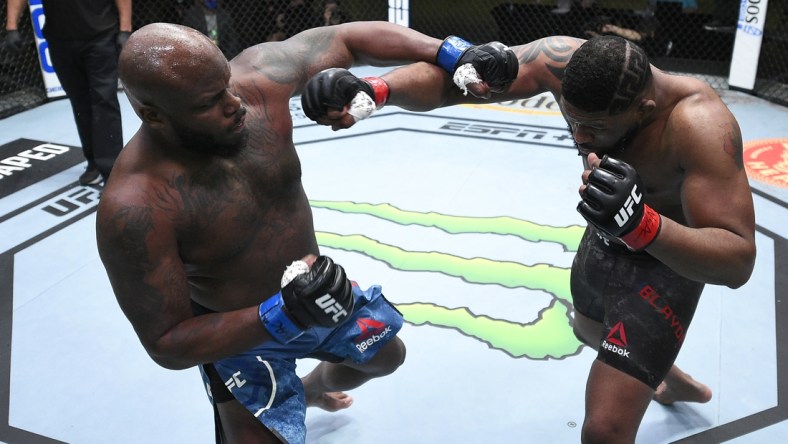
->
[79,167,103,185]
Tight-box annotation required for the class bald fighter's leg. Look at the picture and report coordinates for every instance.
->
[303,336,406,410]
[216,399,281,444]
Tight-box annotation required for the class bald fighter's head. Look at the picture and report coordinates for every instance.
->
[119,23,248,157]
[119,23,227,110]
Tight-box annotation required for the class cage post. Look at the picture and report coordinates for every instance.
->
[728,0,770,92]
[388,0,410,27]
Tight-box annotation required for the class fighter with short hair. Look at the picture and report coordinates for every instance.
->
[304,35,756,443]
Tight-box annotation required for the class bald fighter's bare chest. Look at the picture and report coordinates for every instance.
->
[173,148,306,266]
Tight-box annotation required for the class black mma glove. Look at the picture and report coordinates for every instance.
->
[116,31,131,49]
[436,36,519,94]
[258,255,355,343]
[301,68,389,122]
[4,29,23,53]
[577,156,662,251]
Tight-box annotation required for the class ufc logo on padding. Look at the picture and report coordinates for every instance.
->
[315,294,349,322]
[614,185,642,227]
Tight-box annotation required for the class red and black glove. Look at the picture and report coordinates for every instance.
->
[577,156,662,251]
[301,68,389,122]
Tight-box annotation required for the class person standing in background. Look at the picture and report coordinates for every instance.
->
[703,0,740,33]
[283,0,320,38]
[181,0,241,59]
[321,0,349,26]
[4,0,132,186]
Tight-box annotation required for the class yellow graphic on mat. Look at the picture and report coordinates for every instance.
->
[459,92,563,117]
[312,200,585,360]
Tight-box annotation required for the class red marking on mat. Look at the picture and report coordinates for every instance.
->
[743,138,788,188]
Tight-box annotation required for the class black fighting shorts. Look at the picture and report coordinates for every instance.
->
[571,227,705,389]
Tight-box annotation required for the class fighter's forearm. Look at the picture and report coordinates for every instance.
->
[335,21,442,67]
[114,0,133,32]
[383,62,455,111]
[646,218,756,288]
[384,61,507,111]
[5,0,27,30]
[146,306,270,370]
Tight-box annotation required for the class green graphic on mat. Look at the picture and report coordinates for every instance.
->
[311,200,583,252]
[312,200,585,360]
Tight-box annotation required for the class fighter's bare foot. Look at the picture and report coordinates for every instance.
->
[654,374,712,405]
[306,391,354,412]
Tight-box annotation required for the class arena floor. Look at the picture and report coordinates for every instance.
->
[1,66,787,444]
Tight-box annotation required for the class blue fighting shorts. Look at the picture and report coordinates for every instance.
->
[198,283,403,444]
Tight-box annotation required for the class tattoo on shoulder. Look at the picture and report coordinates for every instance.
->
[252,46,303,85]
[720,121,744,170]
[517,36,578,81]
[99,205,155,272]
[252,28,335,86]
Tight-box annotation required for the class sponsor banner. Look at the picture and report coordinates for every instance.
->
[27,0,65,98]
[729,0,770,90]
[0,138,83,198]
[460,92,563,116]
[743,138,788,188]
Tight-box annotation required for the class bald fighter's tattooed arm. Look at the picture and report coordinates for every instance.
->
[97,194,267,370]
[230,21,445,102]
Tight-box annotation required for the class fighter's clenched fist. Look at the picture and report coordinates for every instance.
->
[577,154,662,251]
[301,68,389,125]
[259,255,355,343]
[436,36,519,98]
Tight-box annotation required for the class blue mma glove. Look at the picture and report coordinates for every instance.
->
[436,35,519,94]
[259,255,355,343]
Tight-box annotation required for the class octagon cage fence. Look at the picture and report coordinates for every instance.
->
[0,0,786,119]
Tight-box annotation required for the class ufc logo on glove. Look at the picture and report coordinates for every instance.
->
[259,255,356,343]
[578,156,662,252]
[615,185,643,227]
[315,294,349,323]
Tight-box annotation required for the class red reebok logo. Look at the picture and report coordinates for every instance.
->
[355,318,387,341]
[606,322,628,347]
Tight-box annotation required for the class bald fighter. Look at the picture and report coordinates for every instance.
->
[96,22,516,444]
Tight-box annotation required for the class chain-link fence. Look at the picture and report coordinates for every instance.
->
[0,0,45,119]
[1,0,786,119]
